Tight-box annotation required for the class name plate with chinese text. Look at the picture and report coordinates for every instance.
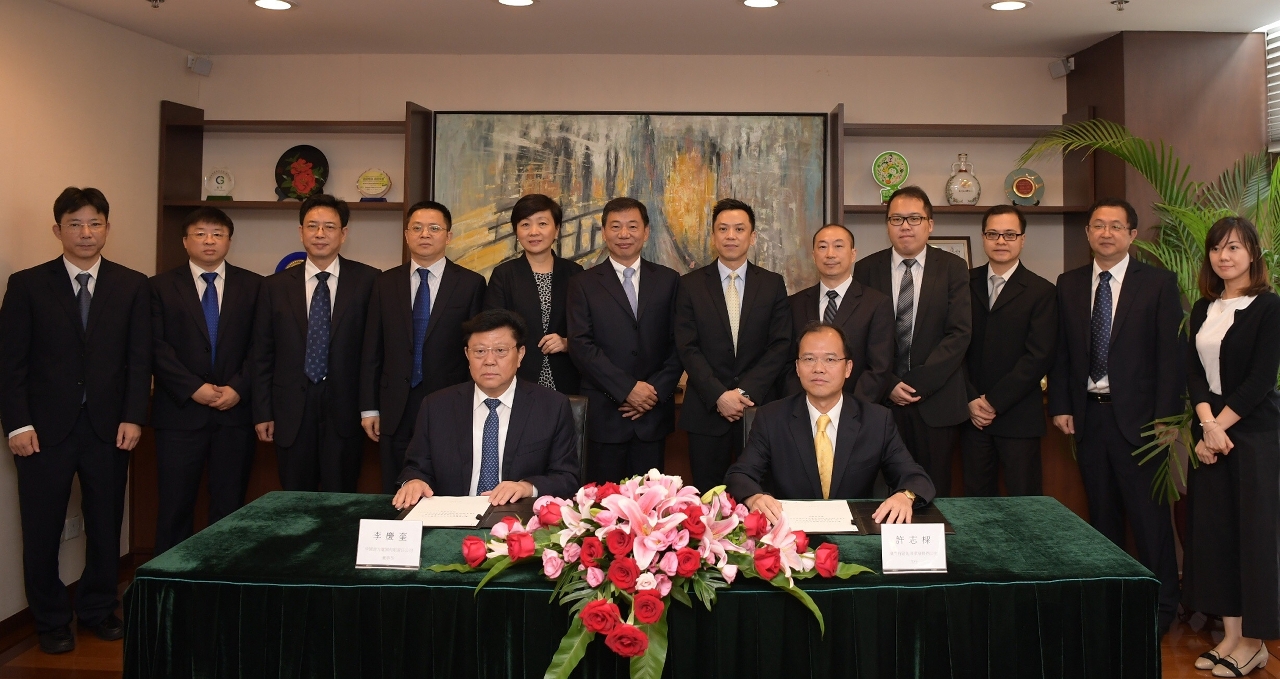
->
[356,519,422,570]
[881,523,946,574]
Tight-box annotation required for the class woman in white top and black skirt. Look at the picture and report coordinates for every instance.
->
[1185,216,1280,677]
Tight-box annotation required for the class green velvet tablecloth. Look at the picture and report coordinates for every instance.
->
[123,492,1159,679]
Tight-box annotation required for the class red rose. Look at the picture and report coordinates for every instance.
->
[674,547,701,578]
[681,506,706,539]
[608,556,640,592]
[597,482,622,501]
[605,529,634,557]
[792,530,809,554]
[507,531,535,560]
[580,537,604,568]
[632,590,664,625]
[537,502,563,527]
[499,516,520,530]
[753,545,781,581]
[814,543,840,578]
[289,158,312,176]
[744,510,769,539]
[579,599,620,634]
[292,171,316,195]
[604,623,649,658]
[461,535,487,567]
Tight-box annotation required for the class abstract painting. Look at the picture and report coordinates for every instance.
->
[434,112,827,292]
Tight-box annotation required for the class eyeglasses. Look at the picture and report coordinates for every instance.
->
[303,223,341,234]
[408,224,447,235]
[61,221,106,232]
[798,355,850,368]
[982,231,1023,242]
[467,345,515,359]
[1088,222,1132,234]
[887,215,928,227]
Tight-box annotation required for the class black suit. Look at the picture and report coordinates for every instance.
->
[361,259,486,493]
[674,262,792,492]
[854,247,971,497]
[961,262,1057,496]
[484,255,584,394]
[0,257,150,633]
[150,262,262,554]
[398,380,580,499]
[566,259,683,481]
[251,256,378,492]
[726,393,935,504]
[782,279,894,404]
[1047,257,1182,623]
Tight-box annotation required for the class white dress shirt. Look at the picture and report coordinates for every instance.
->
[987,260,1019,307]
[806,394,844,451]
[716,259,746,296]
[890,247,927,335]
[1196,295,1256,395]
[610,256,641,294]
[190,260,227,311]
[469,379,518,496]
[819,277,853,320]
[304,257,341,313]
[1087,255,1130,393]
[409,256,446,310]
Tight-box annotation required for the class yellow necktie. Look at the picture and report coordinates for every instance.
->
[726,271,741,353]
[815,413,833,499]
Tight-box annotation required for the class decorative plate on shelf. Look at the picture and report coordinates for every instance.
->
[1004,168,1045,206]
[872,151,909,203]
[274,145,329,201]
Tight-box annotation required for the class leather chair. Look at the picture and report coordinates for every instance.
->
[568,395,589,486]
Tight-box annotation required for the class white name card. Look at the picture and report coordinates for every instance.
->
[356,519,422,570]
[881,523,946,574]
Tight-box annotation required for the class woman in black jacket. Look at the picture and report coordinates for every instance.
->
[483,194,583,394]
[1184,216,1280,677]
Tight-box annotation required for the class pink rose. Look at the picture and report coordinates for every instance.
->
[542,549,564,578]
[563,542,581,563]
[586,566,605,587]
[720,564,738,584]
[658,551,679,576]
[655,573,672,597]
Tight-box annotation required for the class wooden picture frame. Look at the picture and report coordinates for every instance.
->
[929,236,972,267]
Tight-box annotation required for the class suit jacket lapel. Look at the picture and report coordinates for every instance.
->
[177,268,212,347]
[1108,261,1140,347]
[832,281,862,327]
[989,265,1026,314]
[787,396,824,498]
[454,385,475,487]
[46,259,85,341]
[501,382,533,479]
[873,251,893,297]
[828,399,862,494]
[596,262,636,320]
[636,259,659,322]
[705,265,734,344]
[422,261,458,344]
[514,257,543,332]
[329,257,355,337]
[287,265,309,333]
[390,263,413,342]
[738,263,764,330]
[84,260,116,342]
[798,286,820,324]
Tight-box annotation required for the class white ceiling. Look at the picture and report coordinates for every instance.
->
[49,0,1280,57]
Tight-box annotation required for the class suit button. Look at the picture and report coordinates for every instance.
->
[77,380,84,386]
[631,350,637,356]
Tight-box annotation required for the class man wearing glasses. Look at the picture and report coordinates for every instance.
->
[853,186,972,497]
[392,309,580,508]
[1047,198,1182,635]
[961,206,1057,497]
[251,194,378,492]
[726,323,935,524]
[359,201,485,493]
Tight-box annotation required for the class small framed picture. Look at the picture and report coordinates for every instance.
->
[929,236,972,268]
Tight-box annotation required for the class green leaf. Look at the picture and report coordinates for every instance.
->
[428,563,474,573]
[474,555,515,594]
[543,616,593,679]
[668,582,692,608]
[700,485,727,503]
[630,609,670,679]
[834,562,873,578]
[768,577,826,636]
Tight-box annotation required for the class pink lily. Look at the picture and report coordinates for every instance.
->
[758,514,815,586]
[600,493,686,570]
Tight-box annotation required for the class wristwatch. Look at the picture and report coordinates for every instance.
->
[737,388,751,400]
[899,489,916,501]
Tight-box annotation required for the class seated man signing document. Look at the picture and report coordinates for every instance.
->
[392,309,580,510]
[726,323,936,524]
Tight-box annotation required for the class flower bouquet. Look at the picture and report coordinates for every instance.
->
[430,470,870,679]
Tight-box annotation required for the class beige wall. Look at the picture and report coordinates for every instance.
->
[0,0,199,622]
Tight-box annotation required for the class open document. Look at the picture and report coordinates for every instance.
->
[778,500,859,534]
[401,496,492,527]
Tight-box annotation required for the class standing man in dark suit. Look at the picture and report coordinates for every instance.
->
[674,198,792,492]
[962,205,1057,497]
[853,186,971,497]
[360,201,485,493]
[150,207,262,554]
[1048,198,1182,633]
[392,309,580,509]
[252,194,378,492]
[0,188,149,654]
[783,223,894,404]
[567,197,682,482]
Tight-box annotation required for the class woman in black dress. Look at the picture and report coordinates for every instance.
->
[484,194,583,394]
[1185,216,1280,677]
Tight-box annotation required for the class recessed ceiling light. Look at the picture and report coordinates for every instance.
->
[744,0,779,7]
[253,0,293,9]
[987,1,1028,9]
[499,0,533,5]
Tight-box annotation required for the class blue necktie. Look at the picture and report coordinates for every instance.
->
[75,272,91,329]
[1089,271,1113,382]
[477,398,502,494]
[304,272,331,383]
[622,267,638,318]
[410,268,432,388]
[201,272,220,368]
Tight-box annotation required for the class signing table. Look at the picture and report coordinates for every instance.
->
[123,492,1159,679]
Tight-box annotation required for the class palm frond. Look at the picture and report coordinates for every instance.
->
[1200,152,1272,220]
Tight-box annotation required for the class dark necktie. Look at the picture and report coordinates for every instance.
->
[411,268,432,387]
[1089,271,1113,383]
[823,289,839,323]
[75,272,91,329]
[477,398,502,494]
[304,272,332,383]
[201,272,220,368]
[895,260,916,376]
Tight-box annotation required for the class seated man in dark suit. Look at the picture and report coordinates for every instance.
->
[726,323,935,525]
[392,309,580,510]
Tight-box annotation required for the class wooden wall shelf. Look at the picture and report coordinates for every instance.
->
[163,200,405,211]
[844,123,1060,138]
[844,204,1089,215]
[201,120,404,134]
